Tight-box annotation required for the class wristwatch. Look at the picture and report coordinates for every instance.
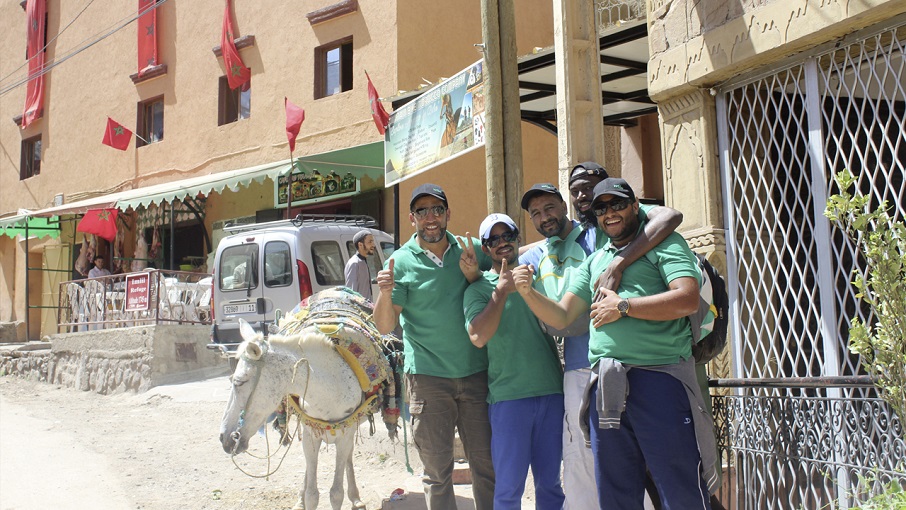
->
[617,298,631,318]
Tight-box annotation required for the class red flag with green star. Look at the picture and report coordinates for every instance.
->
[102,117,133,151]
[137,0,158,76]
[366,72,390,135]
[22,0,47,129]
[77,209,119,242]
[221,0,250,90]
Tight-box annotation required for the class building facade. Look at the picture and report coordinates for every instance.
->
[0,0,559,337]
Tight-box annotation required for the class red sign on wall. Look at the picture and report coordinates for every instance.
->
[125,273,150,311]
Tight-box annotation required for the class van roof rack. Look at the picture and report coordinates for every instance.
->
[223,213,377,234]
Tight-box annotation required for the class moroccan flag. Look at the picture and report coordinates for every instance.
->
[366,72,390,135]
[102,117,133,151]
[137,0,158,76]
[285,97,305,154]
[77,209,119,242]
[221,0,250,90]
[22,0,47,129]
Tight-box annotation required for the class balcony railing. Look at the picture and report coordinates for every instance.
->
[57,270,212,332]
[596,0,646,31]
[710,377,905,509]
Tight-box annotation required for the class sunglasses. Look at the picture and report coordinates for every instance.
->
[592,198,632,216]
[483,230,518,248]
[412,205,447,219]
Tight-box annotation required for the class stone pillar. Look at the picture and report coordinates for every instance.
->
[658,89,731,376]
[553,0,605,192]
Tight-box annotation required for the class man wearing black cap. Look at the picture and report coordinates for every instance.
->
[344,230,376,301]
[374,183,495,510]
[518,181,683,509]
[513,178,719,509]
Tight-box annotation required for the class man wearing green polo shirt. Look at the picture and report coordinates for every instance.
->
[374,183,495,510]
[464,213,564,509]
[513,178,719,509]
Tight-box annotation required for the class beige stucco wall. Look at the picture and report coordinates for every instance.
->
[0,1,556,337]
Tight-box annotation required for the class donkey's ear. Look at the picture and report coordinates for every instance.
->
[238,319,257,341]
[245,341,263,361]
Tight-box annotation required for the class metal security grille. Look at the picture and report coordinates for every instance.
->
[717,18,906,381]
[715,16,906,508]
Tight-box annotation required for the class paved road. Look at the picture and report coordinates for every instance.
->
[0,391,132,510]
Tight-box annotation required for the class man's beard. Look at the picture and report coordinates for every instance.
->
[417,226,447,244]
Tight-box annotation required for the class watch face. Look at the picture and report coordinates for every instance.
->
[618,299,629,314]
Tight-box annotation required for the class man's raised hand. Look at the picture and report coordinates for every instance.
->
[512,264,535,296]
[496,258,516,294]
[377,258,395,294]
[457,232,480,281]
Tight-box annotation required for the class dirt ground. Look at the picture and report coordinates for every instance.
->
[0,374,536,510]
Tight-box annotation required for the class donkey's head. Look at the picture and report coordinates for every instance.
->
[219,320,292,454]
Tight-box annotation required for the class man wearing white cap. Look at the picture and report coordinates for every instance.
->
[464,213,565,510]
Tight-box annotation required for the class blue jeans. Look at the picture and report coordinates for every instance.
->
[588,369,711,510]
[489,394,566,510]
[406,372,495,510]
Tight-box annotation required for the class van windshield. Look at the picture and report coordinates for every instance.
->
[219,244,259,291]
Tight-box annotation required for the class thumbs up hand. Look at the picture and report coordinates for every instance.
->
[377,258,395,295]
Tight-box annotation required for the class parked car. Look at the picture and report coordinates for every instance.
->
[208,214,395,355]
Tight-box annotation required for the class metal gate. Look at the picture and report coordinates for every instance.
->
[714,14,906,509]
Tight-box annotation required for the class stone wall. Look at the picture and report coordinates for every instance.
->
[0,325,228,394]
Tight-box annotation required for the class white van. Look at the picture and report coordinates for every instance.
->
[209,214,395,353]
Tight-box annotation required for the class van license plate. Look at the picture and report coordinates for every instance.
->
[223,303,257,315]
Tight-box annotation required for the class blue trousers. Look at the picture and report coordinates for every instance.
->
[588,369,711,510]
[489,394,566,510]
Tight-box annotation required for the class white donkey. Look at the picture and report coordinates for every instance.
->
[220,319,370,510]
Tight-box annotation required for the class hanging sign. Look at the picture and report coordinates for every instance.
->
[275,170,361,208]
[125,273,150,311]
[384,59,486,186]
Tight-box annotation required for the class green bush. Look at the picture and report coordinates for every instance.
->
[825,170,906,428]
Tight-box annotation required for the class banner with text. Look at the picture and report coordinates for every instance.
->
[275,170,361,208]
[384,60,485,187]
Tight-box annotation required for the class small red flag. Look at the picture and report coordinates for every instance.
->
[77,209,119,242]
[285,97,305,154]
[221,0,250,90]
[366,72,390,135]
[22,0,47,129]
[137,0,158,76]
[102,117,133,151]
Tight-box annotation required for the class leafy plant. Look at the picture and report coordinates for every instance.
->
[825,170,906,427]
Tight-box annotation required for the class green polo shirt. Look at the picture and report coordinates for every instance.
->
[464,272,563,404]
[388,231,492,377]
[567,228,701,366]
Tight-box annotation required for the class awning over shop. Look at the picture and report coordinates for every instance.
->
[30,158,292,218]
[291,142,384,181]
[18,141,384,220]
[0,213,61,239]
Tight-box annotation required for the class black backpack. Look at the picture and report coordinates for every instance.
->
[689,254,729,364]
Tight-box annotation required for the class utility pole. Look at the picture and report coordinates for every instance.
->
[480,0,523,224]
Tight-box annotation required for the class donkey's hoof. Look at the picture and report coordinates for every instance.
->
[352,501,366,510]
[292,500,304,510]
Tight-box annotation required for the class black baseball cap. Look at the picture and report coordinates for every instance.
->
[569,162,609,184]
[592,177,636,203]
[520,183,562,210]
[410,183,448,209]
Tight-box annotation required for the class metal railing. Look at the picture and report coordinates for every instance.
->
[57,269,213,332]
[710,377,905,509]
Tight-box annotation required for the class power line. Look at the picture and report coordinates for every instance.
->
[0,0,97,85]
[0,0,168,98]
